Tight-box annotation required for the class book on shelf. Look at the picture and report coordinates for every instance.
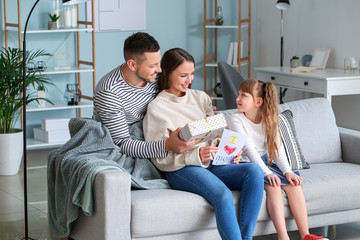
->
[227,42,234,64]
[41,118,70,131]
[232,42,238,65]
[33,128,71,143]
[227,41,244,66]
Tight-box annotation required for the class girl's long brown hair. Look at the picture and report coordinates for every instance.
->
[239,79,280,165]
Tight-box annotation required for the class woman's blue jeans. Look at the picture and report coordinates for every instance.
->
[166,162,264,240]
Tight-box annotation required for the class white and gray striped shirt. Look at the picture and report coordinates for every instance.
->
[93,64,167,159]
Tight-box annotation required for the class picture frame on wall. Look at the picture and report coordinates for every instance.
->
[310,48,331,69]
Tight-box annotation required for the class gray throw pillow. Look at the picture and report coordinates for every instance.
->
[279,110,310,170]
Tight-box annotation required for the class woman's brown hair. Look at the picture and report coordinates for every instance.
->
[239,79,280,165]
[158,48,195,92]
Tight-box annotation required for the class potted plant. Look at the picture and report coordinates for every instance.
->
[0,47,52,175]
[48,13,60,30]
[290,56,301,68]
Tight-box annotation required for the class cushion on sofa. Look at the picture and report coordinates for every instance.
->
[279,110,310,170]
[279,98,341,164]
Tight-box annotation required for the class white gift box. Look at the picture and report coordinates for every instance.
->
[179,113,227,142]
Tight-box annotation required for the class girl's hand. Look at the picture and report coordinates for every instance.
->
[285,172,303,186]
[265,173,281,187]
[233,150,244,164]
[199,146,218,163]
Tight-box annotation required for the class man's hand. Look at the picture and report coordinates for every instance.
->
[165,128,197,154]
[199,146,218,163]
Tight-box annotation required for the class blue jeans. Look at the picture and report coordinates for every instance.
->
[166,162,264,240]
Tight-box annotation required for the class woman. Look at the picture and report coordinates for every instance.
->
[143,48,264,240]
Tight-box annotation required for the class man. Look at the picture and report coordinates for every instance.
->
[93,32,196,158]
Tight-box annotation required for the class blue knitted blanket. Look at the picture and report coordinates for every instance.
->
[47,118,170,238]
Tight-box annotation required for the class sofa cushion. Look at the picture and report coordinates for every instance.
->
[131,189,220,238]
[279,98,341,164]
[279,110,309,170]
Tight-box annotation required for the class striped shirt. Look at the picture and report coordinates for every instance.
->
[93,64,167,159]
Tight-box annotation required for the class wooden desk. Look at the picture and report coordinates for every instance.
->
[255,67,360,104]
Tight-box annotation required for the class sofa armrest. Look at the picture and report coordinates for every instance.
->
[70,170,131,240]
[339,127,360,165]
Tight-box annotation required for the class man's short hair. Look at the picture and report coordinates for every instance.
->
[124,32,160,63]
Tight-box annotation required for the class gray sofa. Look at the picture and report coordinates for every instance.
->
[69,98,360,240]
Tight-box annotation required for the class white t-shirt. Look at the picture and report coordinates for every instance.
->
[228,112,292,176]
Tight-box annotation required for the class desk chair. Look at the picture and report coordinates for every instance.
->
[218,62,245,109]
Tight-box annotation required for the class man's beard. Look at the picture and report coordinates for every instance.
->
[135,70,155,83]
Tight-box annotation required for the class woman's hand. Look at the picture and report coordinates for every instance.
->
[199,146,218,163]
[265,173,281,187]
[233,150,243,164]
[285,172,303,186]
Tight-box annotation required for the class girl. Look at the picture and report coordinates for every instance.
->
[228,78,328,240]
[143,48,264,240]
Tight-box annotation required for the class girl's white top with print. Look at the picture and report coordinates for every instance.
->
[228,112,292,176]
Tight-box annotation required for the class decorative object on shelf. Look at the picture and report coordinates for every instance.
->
[62,0,89,28]
[64,83,81,105]
[215,6,224,25]
[310,48,331,70]
[48,13,60,30]
[290,56,300,68]
[36,60,47,71]
[37,84,46,107]
[26,61,36,72]
[344,57,359,71]
[214,82,223,97]
[301,54,313,67]
[276,0,290,104]
[63,5,72,28]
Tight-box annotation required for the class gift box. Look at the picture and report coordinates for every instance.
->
[179,113,227,142]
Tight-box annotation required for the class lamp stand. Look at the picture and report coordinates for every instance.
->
[22,1,40,239]
[279,9,287,103]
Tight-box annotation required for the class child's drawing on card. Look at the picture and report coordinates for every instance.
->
[213,129,248,165]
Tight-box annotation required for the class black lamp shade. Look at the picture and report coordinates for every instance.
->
[63,0,89,5]
[276,0,290,10]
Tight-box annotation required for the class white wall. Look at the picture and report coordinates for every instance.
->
[254,0,360,130]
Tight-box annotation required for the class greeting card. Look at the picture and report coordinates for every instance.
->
[213,129,248,165]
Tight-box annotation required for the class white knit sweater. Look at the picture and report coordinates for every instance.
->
[143,89,220,172]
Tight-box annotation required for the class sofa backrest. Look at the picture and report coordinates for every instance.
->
[278,98,341,164]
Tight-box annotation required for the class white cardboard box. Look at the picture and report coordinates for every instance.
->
[41,118,70,131]
[33,128,70,143]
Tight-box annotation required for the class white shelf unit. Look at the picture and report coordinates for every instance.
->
[203,0,251,94]
[4,0,96,149]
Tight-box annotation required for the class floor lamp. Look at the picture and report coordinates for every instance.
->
[22,2,40,239]
[22,0,87,239]
[276,0,290,103]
